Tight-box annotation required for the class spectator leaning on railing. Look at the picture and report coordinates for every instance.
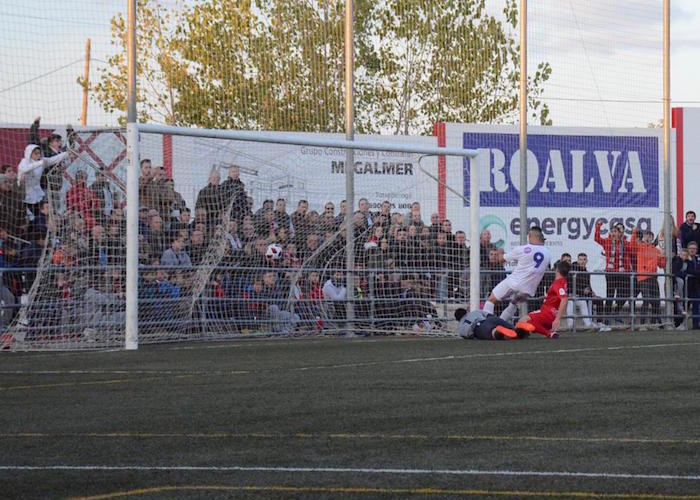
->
[594,219,633,325]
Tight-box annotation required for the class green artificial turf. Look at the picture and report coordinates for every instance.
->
[1,331,699,499]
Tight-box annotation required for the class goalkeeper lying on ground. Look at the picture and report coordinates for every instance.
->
[455,308,534,340]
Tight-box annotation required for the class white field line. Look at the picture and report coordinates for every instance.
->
[2,341,700,377]
[0,464,699,482]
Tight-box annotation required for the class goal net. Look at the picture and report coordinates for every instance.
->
[0,0,671,347]
[0,126,484,350]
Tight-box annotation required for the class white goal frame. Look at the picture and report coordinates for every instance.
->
[125,123,481,349]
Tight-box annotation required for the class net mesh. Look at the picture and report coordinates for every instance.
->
[0,0,671,348]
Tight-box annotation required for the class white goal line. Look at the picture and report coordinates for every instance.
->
[136,123,479,159]
[2,464,700,481]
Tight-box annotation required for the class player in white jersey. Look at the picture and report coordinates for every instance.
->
[483,226,552,321]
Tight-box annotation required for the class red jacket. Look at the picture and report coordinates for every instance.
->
[627,228,665,282]
[594,224,632,272]
[66,182,98,229]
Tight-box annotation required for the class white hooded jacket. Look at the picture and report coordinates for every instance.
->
[17,144,68,204]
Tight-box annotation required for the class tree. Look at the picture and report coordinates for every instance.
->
[93,0,552,133]
[92,0,185,125]
[355,0,551,134]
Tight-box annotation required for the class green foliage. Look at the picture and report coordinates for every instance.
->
[94,0,552,133]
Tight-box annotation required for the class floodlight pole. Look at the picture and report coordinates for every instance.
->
[519,0,528,247]
[81,38,91,126]
[344,0,355,332]
[125,0,139,350]
[663,0,673,318]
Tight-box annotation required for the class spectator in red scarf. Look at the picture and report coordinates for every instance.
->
[594,220,633,324]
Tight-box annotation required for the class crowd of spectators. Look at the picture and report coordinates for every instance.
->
[1,119,699,337]
[536,213,697,331]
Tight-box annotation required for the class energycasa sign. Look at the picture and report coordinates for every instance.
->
[437,124,673,274]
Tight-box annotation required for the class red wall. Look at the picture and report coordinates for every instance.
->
[0,127,52,170]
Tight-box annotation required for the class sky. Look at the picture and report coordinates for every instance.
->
[0,0,698,130]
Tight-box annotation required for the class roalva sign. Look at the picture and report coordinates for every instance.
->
[463,133,659,207]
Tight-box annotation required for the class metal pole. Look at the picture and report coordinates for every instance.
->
[344,0,355,333]
[81,38,91,126]
[125,0,139,350]
[519,0,528,246]
[469,155,480,312]
[663,0,673,322]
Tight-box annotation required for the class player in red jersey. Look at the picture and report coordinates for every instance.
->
[515,260,570,339]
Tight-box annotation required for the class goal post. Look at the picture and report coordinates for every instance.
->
[121,124,482,347]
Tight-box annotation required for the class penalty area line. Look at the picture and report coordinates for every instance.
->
[1,465,700,481]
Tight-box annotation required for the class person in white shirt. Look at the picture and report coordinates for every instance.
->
[17,144,69,215]
[483,226,552,321]
[322,271,347,325]
[322,271,347,301]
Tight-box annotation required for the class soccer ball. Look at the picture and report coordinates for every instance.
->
[266,243,283,260]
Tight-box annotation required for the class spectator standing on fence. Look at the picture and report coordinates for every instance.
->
[18,144,68,217]
[594,220,633,325]
[628,227,666,329]
[29,118,69,202]
[679,211,700,250]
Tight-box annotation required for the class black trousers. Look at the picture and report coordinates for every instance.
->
[473,316,514,340]
[635,278,660,325]
[604,273,631,317]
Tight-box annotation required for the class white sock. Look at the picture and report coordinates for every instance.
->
[500,303,518,321]
[483,301,495,314]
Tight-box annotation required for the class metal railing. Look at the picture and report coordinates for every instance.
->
[2,264,697,338]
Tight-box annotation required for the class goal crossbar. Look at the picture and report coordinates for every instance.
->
[135,123,479,159]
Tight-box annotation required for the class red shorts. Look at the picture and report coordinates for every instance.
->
[528,307,556,336]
